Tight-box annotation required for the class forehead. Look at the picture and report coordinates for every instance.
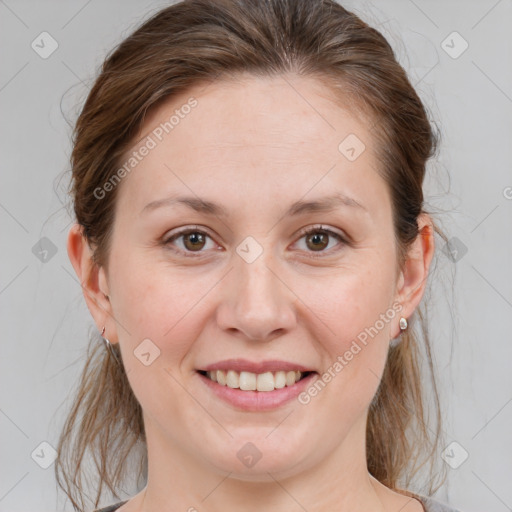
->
[138,73,369,152]
[115,73,389,220]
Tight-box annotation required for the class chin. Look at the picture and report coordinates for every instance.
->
[204,438,309,481]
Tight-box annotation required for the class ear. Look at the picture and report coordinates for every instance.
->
[67,223,117,343]
[392,213,435,338]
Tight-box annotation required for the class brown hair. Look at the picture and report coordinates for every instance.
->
[56,0,448,510]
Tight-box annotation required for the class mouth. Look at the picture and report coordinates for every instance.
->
[197,369,315,392]
[194,359,319,410]
[196,368,317,411]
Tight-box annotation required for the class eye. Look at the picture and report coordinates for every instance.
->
[163,226,218,257]
[293,225,347,257]
[163,224,347,258]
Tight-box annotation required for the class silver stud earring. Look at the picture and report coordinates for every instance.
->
[399,317,408,331]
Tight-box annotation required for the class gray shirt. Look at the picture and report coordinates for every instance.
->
[93,493,462,511]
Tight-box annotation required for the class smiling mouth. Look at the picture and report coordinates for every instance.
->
[197,369,315,392]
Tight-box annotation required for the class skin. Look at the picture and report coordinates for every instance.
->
[68,73,434,512]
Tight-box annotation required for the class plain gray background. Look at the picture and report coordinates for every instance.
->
[1,0,511,511]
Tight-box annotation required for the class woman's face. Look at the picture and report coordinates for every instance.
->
[83,74,426,480]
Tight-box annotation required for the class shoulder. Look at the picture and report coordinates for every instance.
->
[92,501,128,512]
[414,493,463,512]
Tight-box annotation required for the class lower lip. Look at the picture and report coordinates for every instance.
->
[197,371,317,411]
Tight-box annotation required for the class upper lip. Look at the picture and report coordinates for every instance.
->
[198,358,316,374]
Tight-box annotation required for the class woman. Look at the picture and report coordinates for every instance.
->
[56,0,461,511]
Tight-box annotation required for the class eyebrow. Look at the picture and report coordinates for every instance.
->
[141,193,368,217]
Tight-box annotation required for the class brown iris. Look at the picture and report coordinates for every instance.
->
[306,231,329,251]
[183,232,206,251]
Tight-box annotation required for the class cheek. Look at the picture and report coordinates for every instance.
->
[109,262,208,419]
[297,257,395,403]
[305,264,395,350]
[110,257,217,359]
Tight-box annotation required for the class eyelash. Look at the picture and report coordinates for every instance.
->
[162,224,348,259]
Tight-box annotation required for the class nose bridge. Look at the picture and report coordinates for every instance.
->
[217,242,296,341]
[238,251,278,308]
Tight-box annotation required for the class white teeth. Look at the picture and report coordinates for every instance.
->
[256,371,274,392]
[285,371,296,386]
[274,371,286,389]
[239,371,256,390]
[204,369,306,391]
[226,370,239,389]
[216,370,226,386]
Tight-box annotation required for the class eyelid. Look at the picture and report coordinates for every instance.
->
[163,224,212,242]
[295,224,346,241]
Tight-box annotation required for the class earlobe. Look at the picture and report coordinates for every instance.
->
[67,223,112,333]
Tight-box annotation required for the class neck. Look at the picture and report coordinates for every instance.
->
[136,412,389,512]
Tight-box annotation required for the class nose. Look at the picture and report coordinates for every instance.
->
[215,253,297,342]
